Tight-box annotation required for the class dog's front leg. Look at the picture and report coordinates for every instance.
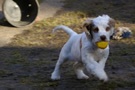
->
[82,53,108,82]
[73,61,89,79]
[99,57,108,70]
[99,50,109,69]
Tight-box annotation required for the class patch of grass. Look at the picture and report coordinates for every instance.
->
[10,11,87,48]
[98,80,135,90]
[22,77,59,88]
[35,11,87,28]
[64,0,135,23]
[9,9,135,48]
[5,50,27,64]
[35,82,58,87]
[0,69,13,77]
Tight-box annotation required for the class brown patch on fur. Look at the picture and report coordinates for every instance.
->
[80,36,82,50]
[85,32,91,39]
[82,19,92,28]
[79,36,82,60]
[108,18,115,27]
[82,19,94,39]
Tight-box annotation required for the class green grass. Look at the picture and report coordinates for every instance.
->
[98,80,135,90]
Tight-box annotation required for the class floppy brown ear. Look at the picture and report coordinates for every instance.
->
[108,18,115,36]
[108,18,115,27]
[82,19,93,39]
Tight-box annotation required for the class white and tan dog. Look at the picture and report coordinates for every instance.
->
[51,15,115,82]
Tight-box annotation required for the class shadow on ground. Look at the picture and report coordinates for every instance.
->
[0,47,59,89]
[0,43,134,89]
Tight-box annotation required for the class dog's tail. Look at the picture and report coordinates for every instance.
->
[53,25,77,37]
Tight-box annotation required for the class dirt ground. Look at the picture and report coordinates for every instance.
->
[0,0,135,90]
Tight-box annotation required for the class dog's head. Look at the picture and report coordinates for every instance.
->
[83,15,115,44]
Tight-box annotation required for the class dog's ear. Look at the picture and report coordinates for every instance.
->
[108,18,115,36]
[108,18,115,27]
[82,19,93,39]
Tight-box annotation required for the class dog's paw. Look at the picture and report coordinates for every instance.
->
[77,74,89,80]
[99,75,108,82]
[51,72,60,80]
[51,76,60,80]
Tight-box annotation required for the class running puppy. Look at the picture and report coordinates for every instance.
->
[51,15,115,82]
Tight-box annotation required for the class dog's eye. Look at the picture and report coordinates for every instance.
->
[93,27,99,33]
[106,27,110,31]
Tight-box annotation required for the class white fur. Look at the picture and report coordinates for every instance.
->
[51,15,114,82]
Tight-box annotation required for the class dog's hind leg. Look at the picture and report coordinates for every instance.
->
[73,62,89,79]
[51,55,67,80]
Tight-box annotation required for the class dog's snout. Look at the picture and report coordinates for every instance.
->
[100,35,106,41]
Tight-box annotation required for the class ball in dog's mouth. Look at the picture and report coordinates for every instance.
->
[96,41,108,49]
